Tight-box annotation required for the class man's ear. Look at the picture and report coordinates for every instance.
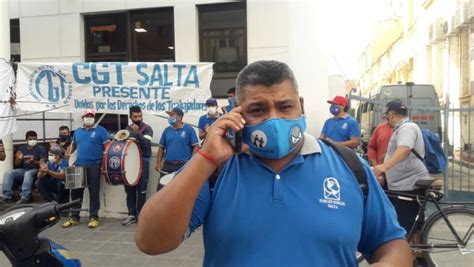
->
[299,96,305,115]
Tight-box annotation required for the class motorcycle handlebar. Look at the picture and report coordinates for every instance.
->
[55,199,81,213]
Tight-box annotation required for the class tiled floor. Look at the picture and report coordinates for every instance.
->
[0,216,204,267]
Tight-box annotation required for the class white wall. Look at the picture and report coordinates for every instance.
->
[247,0,329,137]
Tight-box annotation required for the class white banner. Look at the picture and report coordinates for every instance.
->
[16,62,214,115]
[0,60,17,139]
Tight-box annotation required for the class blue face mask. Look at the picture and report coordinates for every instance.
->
[168,117,177,126]
[243,116,306,159]
[330,105,340,116]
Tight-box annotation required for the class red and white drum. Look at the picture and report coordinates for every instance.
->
[102,140,142,186]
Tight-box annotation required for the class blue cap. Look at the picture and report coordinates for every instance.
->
[205,98,218,106]
[166,107,184,117]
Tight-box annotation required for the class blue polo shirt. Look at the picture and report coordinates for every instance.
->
[321,115,361,142]
[159,124,199,161]
[47,159,69,175]
[198,114,221,131]
[188,134,405,266]
[73,126,110,165]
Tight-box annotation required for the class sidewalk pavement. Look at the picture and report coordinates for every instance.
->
[0,217,204,267]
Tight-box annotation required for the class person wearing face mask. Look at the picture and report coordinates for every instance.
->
[222,87,236,114]
[198,98,221,140]
[62,109,110,229]
[136,60,411,266]
[1,131,47,204]
[320,95,361,149]
[373,100,432,234]
[154,107,199,183]
[50,126,72,155]
[36,146,68,203]
[121,106,153,226]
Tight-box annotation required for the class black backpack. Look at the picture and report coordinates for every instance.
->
[319,139,368,197]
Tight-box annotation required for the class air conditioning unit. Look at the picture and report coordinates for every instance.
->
[429,18,445,43]
[459,1,471,25]
[443,17,458,36]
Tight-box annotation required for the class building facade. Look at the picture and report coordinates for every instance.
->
[1,0,329,217]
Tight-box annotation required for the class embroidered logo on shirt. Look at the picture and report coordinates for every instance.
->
[181,131,186,138]
[90,131,96,138]
[341,123,348,130]
[319,177,346,209]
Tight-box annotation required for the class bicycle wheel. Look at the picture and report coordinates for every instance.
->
[421,207,474,267]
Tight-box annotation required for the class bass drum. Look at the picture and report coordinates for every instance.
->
[102,140,142,186]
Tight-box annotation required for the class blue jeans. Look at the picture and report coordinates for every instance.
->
[2,168,39,200]
[124,159,149,217]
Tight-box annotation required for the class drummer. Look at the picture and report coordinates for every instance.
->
[155,107,199,185]
[63,109,110,229]
[122,106,153,226]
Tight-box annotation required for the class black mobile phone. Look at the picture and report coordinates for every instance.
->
[228,129,242,153]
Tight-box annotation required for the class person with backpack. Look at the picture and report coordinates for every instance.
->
[136,60,411,266]
[373,100,433,234]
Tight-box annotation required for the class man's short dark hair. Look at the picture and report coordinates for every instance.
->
[59,126,69,132]
[227,87,235,95]
[25,131,37,139]
[236,60,298,100]
[129,106,142,116]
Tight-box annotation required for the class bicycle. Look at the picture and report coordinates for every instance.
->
[358,180,474,266]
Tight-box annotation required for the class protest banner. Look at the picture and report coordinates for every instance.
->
[16,62,213,116]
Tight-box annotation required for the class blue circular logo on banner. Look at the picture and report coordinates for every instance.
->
[28,65,73,106]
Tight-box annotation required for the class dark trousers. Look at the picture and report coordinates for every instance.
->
[389,188,426,235]
[36,177,67,203]
[70,164,101,221]
[124,159,149,217]
[157,161,185,191]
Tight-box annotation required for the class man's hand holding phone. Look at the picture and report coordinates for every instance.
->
[200,106,248,166]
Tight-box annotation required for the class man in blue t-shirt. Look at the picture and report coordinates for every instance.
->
[63,109,110,229]
[136,61,411,266]
[2,131,47,204]
[155,108,199,180]
[221,87,236,114]
[320,95,361,149]
[37,146,69,203]
[198,98,221,140]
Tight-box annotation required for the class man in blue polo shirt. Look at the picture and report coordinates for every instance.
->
[320,95,361,149]
[155,107,199,178]
[198,98,221,140]
[137,60,411,266]
[63,108,110,229]
[37,146,68,203]
[221,87,236,114]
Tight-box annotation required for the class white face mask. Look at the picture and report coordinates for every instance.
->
[48,155,56,163]
[83,117,95,126]
[27,140,37,147]
[207,106,218,115]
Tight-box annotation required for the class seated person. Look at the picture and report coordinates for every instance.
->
[1,131,47,204]
[50,126,73,154]
[37,146,69,203]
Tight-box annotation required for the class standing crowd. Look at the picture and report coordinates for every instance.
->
[0,59,438,266]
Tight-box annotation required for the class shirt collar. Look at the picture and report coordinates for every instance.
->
[394,117,410,130]
[299,133,322,155]
[334,114,349,119]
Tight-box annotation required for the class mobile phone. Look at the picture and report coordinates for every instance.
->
[228,129,242,153]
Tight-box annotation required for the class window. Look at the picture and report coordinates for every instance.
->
[84,8,175,133]
[198,2,247,97]
[131,8,175,62]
